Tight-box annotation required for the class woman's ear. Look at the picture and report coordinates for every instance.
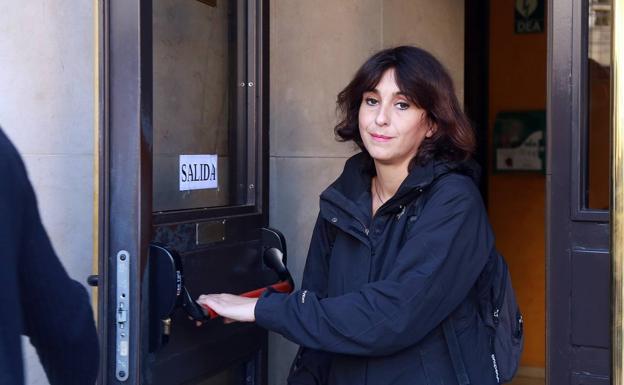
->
[425,124,437,138]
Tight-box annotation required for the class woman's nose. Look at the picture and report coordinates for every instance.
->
[375,105,390,126]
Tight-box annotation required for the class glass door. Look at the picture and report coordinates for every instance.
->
[97,1,272,384]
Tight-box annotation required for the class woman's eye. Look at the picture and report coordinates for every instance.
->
[396,102,410,110]
[365,97,378,106]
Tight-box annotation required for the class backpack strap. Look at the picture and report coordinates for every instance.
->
[442,318,471,385]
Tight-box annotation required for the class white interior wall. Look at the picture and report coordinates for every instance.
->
[268,1,464,383]
[0,1,94,384]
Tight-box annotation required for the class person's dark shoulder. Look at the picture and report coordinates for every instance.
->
[0,129,25,176]
[428,172,484,212]
[0,128,34,219]
[0,128,31,208]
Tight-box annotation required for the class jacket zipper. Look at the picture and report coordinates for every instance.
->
[324,185,426,244]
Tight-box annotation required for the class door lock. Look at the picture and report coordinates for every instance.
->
[87,274,99,287]
[115,250,130,381]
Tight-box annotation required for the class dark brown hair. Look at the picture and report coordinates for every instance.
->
[334,46,475,170]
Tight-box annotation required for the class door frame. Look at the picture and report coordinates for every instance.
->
[464,0,490,202]
[548,0,611,384]
[96,0,152,382]
[612,1,624,384]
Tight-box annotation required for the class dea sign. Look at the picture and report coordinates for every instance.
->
[515,0,544,34]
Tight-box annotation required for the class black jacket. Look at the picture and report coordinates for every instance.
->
[255,152,499,385]
[0,129,99,385]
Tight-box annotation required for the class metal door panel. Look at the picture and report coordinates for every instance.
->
[98,0,272,383]
[570,249,610,348]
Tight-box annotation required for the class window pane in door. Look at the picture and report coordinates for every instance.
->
[587,0,611,210]
[152,0,245,212]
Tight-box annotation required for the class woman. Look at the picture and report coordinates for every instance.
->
[198,46,499,385]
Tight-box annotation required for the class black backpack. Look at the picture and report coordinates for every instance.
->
[408,178,524,384]
[479,250,524,383]
[442,248,524,385]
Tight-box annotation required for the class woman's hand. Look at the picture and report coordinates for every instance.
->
[196,294,258,323]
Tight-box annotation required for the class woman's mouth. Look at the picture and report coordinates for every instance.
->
[370,133,393,142]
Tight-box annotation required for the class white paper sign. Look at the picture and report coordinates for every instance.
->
[179,154,218,191]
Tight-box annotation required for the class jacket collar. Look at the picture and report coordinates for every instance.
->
[320,152,480,222]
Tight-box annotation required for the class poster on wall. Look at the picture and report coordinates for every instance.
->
[515,0,544,34]
[493,110,546,173]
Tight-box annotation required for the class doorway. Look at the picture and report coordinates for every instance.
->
[466,0,612,385]
[465,1,613,384]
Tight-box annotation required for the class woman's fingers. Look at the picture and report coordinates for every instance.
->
[195,294,258,322]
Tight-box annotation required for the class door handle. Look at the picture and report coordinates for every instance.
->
[87,275,99,287]
[199,247,294,319]
[149,243,294,323]
[147,228,294,352]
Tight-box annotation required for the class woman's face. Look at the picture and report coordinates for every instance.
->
[358,68,434,169]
